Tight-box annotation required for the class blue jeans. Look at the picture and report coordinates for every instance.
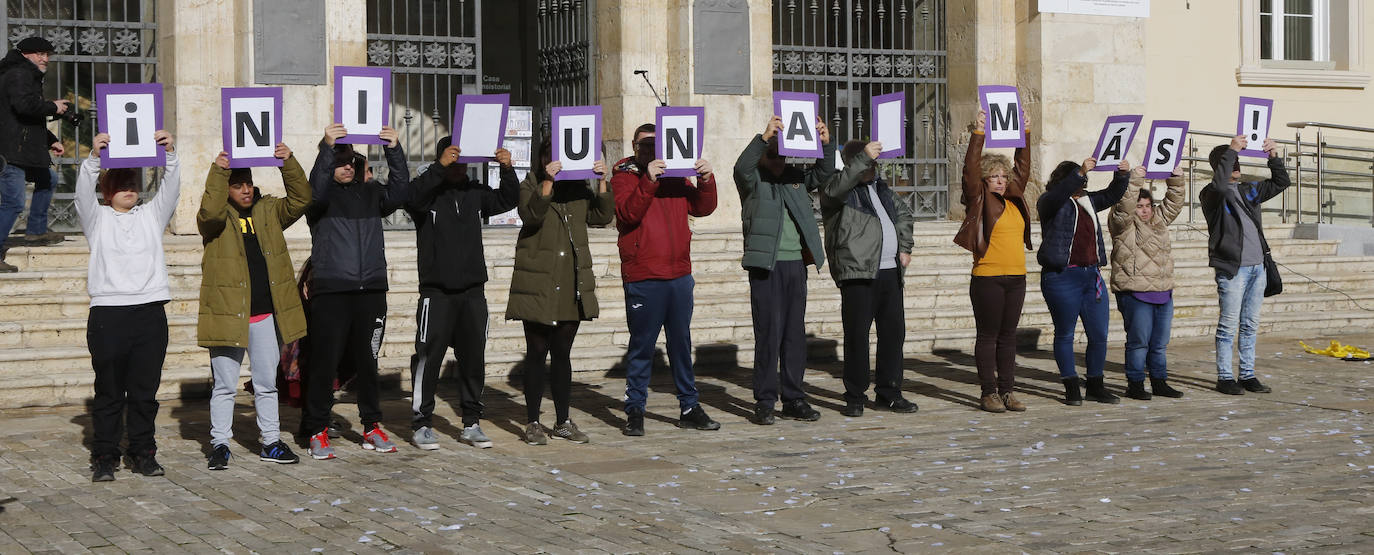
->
[0,165,57,237]
[1116,293,1173,382]
[622,275,699,412]
[1215,264,1265,380]
[1041,266,1110,379]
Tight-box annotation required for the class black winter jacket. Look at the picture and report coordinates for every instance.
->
[1199,149,1290,279]
[1036,169,1129,272]
[306,142,410,295]
[0,50,59,168]
[405,163,520,291]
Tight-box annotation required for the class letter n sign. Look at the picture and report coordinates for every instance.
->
[655,106,705,178]
[96,83,165,169]
[222,87,284,168]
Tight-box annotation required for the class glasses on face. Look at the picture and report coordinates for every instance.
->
[984,174,1008,181]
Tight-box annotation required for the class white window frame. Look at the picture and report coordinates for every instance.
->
[1260,0,1330,62]
[1238,0,1369,88]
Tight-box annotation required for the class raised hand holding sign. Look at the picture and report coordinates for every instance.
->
[221,87,284,168]
[1236,97,1274,158]
[1092,115,1143,171]
[96,83,165,169]
[977,85,1025,148]
[1141,120,1190,179]
[333,66,391,145]
[773,91,823,158]
[551,106,603,180]
[655,106,705,178]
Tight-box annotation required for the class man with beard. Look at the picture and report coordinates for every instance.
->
[405,137,519,449]
[0,37,69,271]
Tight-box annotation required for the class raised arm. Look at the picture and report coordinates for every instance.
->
[479,148,521,216]
[961,131,987,204]
[1090,160,1131,212]
[1160,171,1186,224]
[73,149,103,235]
[804,140,838,192]
[733,135,767,201]
[378,129,411,215]
[517,169,553,227]
[1253,138,1291,204]
[277,148,312,228]
[586,159,615,227]
[197,154,232,239]
[146,131,182,228]
[1108,170,1143,235]
[688,163,718,218]
[1037,159,1092,222]
[612,164,659,228]
[823,142,877,203]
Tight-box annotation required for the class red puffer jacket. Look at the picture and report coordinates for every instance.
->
[611,156,717,282]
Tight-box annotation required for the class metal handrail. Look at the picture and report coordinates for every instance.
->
[1287,121,1374,134]
[1180,130,1295,224]
[1286,122,1374,225]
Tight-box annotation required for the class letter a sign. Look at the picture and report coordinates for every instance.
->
[96,83,164,169]
[221,87,284,168]
[655,106,705,178]
[1092,114,1143,171]
[552,105,603,180]
[773,91,823,158]
[333,66,391,145]
[978,85,1025,148]
[1142,120,1190,179]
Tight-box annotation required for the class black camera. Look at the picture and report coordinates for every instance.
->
[59,109,84,127]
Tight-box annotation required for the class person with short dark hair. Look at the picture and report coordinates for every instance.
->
[0,37,71,270]
[822,139,916,417]
[733,115,836,425]
[299,122,410,459]
[75,130,180,481]
[612,122,720,436]
[196,143,310,470]
[1200,135,1289,395]
[404,137,519,450]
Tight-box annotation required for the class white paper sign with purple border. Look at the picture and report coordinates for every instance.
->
[453,94,510,163]
[870,92,906,159]
[96,83,165,169]
[1142,120,1190,179]
[221,87,283,168]
[1092,114,1143,171]
[551,105,603,180]
[655,106,705,178]
[978,85,1025,148]
[773,91,823,158]
[1236,96,1274,158]
[333,66,391,145]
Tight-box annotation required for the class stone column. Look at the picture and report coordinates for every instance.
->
[946,0,1021,220]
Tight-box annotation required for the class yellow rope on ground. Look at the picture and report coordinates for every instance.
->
[1299,340,1372,360]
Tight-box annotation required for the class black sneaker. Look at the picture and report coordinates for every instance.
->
[876,396,919,413]
[130,453,165,477]
[840,402,864,417]
[1150,378,1184,398]
[327,417,344,438]
[752,405,775,426]
[677,405,720,431]
[207,444,230,470]
[90,456,117,482]
[1240,377,1271,393]
[260,441,301,464]
[1125,380,1152,401]
[779,399,821,421]
[1216,379,1244,395]
[622,408,645,436]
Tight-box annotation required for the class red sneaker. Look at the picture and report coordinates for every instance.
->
[362,425,399,453]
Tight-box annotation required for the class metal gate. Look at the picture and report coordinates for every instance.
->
[535,0,594,134]
[2,0,158,233]
[366,0,482,228]
[772,0,948,219]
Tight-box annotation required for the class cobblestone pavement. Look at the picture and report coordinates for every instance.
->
[1,330,1372,554]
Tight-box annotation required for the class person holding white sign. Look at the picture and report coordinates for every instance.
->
[404,136,519,451]
[1200,136,1290,396]
[1036,156,1131,406]
[75,129,181,482]
[733,115,836,425]
[506,137,614,446]
[1107,165,1186,401]
[822,140,916,417]
[196,143,311,469]
[611,123,720,437]
[300,122,410,460]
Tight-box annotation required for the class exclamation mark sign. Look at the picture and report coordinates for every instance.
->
[125,102,140,145]
[1250,110,1261,142]
[357,89,367,125]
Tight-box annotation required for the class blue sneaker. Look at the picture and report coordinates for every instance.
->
[208,444,230,470]
[259,441,300,464]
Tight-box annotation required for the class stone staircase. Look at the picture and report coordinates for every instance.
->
[3,221,1373,408]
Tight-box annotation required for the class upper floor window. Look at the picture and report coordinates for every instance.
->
[1260,0,1329,62]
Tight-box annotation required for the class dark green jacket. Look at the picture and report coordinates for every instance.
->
[732,135,834,271]
[505,172,615,325]
[820,152,915,283]
[196,156,311,348]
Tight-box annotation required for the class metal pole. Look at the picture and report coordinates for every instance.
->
[1293,128,1303,224]
[1316,128,1325,224]
[1187,136,1196,223]
[1281,145,1289,223]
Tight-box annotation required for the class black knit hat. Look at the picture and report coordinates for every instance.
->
[16,37,54,54]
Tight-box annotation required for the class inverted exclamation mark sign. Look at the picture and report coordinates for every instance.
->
[125,102,140,146]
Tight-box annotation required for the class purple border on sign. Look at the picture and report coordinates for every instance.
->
[1091,114,1144,171]
[655,106,706,178]
[96,83,165,169]
[333,66,392,145]
[977,85,1025,149]
[772,91,824,158]
[221,87,284,168]
[551,105,604,181]
[452,93,511,163]
[1142,119,1190,179]
[870,92,906,159]
[1236,96,1274,158]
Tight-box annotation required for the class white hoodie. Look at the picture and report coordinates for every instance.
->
[74,152,181,307]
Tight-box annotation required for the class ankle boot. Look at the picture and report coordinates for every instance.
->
[1150,377,1184,398]
[1125,380,1151,400]
[1083,376,1120,404]
[1062,377,1083,406]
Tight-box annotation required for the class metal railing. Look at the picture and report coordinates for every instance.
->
[1287,122,1374,225]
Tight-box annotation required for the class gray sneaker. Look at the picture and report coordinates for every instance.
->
[412,426,440,450]
[308,431,335,460]
[361,425,398,453]
[550,420,589,444]
[459,423,493,449]
[525,422,548,445]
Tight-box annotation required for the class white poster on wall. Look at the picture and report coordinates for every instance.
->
[1038,0,1149,18]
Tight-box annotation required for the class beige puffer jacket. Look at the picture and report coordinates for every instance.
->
[1108,174,1185,293]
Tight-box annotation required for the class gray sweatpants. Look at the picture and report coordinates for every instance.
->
[209,315,281,448]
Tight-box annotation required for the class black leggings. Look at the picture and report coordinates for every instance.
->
[522,321,580,424]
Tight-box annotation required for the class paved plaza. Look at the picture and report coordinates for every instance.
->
[1,330,1372,553]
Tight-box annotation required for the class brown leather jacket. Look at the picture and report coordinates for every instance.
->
[954,132,1033,257]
